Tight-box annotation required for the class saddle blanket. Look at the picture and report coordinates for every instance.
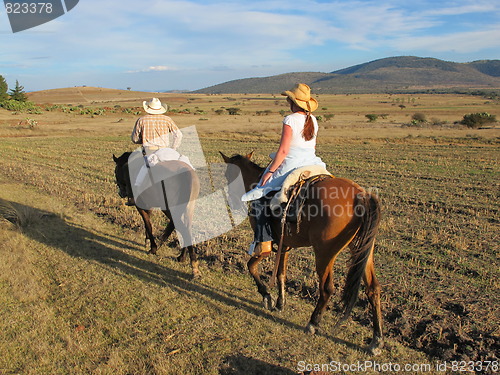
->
[270,165,332,211]
[134,148,194,186]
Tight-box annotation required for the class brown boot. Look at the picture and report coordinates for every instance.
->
[254,241,272,257]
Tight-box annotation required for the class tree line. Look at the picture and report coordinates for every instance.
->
[0,75,28,102]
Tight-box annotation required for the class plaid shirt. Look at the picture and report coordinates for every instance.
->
[131,114,182,149]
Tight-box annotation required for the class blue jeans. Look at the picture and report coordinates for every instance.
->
[249,195,274,242]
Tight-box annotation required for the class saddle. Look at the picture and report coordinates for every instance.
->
[275,173,333,227]
[269,166,333,235]
[270,165,331,211]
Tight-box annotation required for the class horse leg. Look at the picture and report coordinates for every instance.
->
[363,246,383,355]
[306,257,335,335]
[158,220,176,248]
[171,215,200,278]
[177,247,188,262]
[275,250,290,311]
[248,252,274,310]
[186,245,201,279]
[306,242,344,335]
[136,208,158,254]
[176,245,200,278]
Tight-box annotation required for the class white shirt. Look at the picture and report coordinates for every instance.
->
[283,112,318,149]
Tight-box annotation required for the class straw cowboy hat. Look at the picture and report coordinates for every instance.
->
[281,83,318,112]
[143,98,167,114]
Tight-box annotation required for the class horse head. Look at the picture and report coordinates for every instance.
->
[219,151,263,211]
[112,152,132,198]
[219,151,263,191]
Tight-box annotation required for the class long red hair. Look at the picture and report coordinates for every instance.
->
[287,97,315,141]
[302,113,315,141]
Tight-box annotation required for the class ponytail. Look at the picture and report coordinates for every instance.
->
[301,112,315,141]
[286,97,315,141]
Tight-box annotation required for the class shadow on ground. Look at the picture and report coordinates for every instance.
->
[219,355,297,375]
[5,201,364,353]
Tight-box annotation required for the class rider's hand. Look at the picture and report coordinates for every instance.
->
[259,171,273,186]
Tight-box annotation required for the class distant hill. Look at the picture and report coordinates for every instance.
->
[194,56,500,94]
[28,86,170,105]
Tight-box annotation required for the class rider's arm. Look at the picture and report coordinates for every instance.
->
[131,118,143,144]
[170,122,183,149]
[259,124,292,186]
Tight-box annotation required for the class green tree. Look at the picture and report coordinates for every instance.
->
[9,80,28,102]
[0,75,8,102]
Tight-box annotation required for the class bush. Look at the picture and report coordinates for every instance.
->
[412,112,427,123]
[365,114,378,122]
[431,118,446,126]
[402,120,423,128]
[461,112,497,128]
[255,110,272,116]
[0,99,41,114]
[226,107,241,115]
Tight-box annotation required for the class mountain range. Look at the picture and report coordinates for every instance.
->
[193,56,500,94]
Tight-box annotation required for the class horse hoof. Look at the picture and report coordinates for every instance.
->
[305,323,317,335]
[273,300,284,312]
[368,341,383,356]
[192,270,202,279]
[148,249,157,255]
[263,295,274,310]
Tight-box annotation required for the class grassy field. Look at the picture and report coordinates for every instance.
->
[0,90,499,374]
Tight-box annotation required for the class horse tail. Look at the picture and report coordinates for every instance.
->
[341,191,381,321]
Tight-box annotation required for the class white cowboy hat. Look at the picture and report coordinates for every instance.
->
[281,83,318,112]
[143,98,167,114]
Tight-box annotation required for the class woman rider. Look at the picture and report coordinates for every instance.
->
[241,83,326,257]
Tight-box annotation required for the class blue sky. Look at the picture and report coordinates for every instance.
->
[1,0,499,92]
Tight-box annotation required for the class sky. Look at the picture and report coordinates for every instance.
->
[1,0,499,92]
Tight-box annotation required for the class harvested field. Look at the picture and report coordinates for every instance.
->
[0,90,498,374]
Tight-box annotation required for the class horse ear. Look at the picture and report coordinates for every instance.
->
[113,154,118,163]
[219,151,230,163]
[245,151,254,160]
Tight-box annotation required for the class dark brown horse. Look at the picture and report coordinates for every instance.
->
[220,151,383,354]
[113,152,201,278]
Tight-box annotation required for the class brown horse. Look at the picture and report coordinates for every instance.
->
[220,151,383,354]
[113,152,201,278]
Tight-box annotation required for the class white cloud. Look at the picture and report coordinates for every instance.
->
[423,2,497,16]
[391,26,500,53]
[126,66,178,73]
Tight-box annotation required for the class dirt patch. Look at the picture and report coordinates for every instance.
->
[385,305,499,363]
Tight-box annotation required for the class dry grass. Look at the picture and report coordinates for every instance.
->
[0,91,498,374]
[0,198,44,230]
